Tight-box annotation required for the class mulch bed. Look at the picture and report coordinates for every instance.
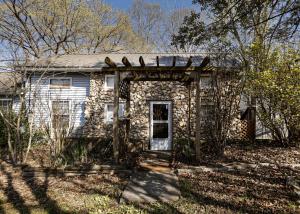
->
[0,142,299,213]
[174,142,300,213]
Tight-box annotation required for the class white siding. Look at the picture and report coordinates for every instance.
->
[27,73,90,134]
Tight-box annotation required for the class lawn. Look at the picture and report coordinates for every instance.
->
[0,142,299,213]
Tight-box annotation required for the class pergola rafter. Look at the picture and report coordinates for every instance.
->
[104,55,211,163]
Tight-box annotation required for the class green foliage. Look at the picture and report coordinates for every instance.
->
[172,0,299,52]
[247,47,300,145]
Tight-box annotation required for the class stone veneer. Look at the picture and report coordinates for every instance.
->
[83,73,126,139]
[84,72,244,151]
[130,81,197,150]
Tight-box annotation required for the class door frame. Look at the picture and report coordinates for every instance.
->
[149,101,172,150]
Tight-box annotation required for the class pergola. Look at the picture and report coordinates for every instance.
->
[103,55,211,162]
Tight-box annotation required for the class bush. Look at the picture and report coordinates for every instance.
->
[173,138,195,163]
[0,116,7,147]
[56,138,114,166]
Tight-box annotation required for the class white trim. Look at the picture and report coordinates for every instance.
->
[104,75,115,90]
[0,98,13,101]
[104,103,125,124]
[150,101,172,150]
[48,77,72,90]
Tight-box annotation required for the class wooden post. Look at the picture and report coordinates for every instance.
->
[188,82,191,143]
[139,56,145,67]
[195,71,201,161]
[195,56,210,161]
[113,70,120,163]
[125,94,130,152]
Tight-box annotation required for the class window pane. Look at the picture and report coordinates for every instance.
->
[107,105,114,112]
[0,99,12,111]
[153,123,169,138]
[105,76,114,88]
[200,105,214,121]
[200,77,212,89]
[106,103,124,122]
[52,115,69,129]
[50,79,71,88]
[153,104,168,120]
[119,104,125,118]
[52,101,69,114]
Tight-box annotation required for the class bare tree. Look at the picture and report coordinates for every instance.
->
[0,0,147,58]
[129,0,193,52]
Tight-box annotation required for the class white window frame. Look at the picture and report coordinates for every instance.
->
[104,75,115,90]
[150,101,172,150]
[50,99,72,130]
[49,77,72,89]
[0,98,12,111]
[104,103,125,124]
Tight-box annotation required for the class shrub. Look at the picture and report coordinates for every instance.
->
[173,138,195,163]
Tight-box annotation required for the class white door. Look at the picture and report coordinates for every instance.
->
[150,101,172,150]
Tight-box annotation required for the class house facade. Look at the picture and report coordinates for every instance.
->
[21,53,258,151]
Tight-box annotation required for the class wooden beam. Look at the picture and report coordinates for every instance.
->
[122,56,132,67]
[139,56,145,67]
[199,56,210,68]
[105,57,117,67]
[102,66,210,72]
[113,70,120,163]
[186,56,193,67]
[172,56,176,67]
[156,56,159,67]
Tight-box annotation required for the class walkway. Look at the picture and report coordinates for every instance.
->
[120,151,181,203]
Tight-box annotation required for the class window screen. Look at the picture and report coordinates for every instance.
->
[52,100,70,129]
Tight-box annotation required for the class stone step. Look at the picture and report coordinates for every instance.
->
[141,151,172,160]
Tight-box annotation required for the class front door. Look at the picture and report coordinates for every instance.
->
[150,101,172,150]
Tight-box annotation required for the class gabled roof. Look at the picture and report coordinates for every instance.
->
[25,53,209,68]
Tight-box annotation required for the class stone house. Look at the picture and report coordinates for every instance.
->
[19,53,261,152]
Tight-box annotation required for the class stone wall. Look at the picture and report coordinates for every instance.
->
[130,81,195,150]
[84,73,244,151]
[83,73,126,138]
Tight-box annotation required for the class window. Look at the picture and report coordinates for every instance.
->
[200,105,215,125]
[200,76,213,89]
[51,100,70,129]
[0,99,12,111]
[104,103,125,123]
[104,75,115,89]
[49,78,71,89]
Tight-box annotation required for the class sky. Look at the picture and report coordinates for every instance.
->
[104,0,194,11]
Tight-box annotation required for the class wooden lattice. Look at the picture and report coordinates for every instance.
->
[120,80,130,100]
